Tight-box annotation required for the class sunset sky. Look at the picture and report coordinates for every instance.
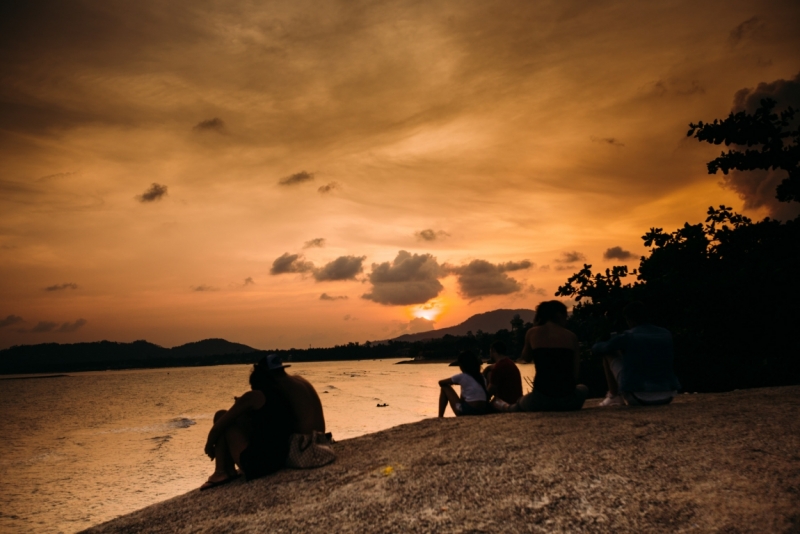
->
[1,0,799,350]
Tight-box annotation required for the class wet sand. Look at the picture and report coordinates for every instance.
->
[84,386,800,533]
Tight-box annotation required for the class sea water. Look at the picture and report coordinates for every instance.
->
[0,359,535,534]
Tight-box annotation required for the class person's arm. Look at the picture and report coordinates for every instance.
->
[591,332,626,356]
[204,390,265,459]
[482,364,496,394]
[520,329,534,363]
[438,377,455,387]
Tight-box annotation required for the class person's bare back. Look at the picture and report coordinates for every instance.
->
[527,322,578,351]
[275,374,326,435]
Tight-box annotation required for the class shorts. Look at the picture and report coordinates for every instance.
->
[456,401,487,416]
[517,387,588,412]
[608,355,676,406]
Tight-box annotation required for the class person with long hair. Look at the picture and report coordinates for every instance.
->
[494,301,588,412]
[438,350,489,417]
[200,355,296,490]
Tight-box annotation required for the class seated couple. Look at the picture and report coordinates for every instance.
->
[438,300,588,416]
[201,354,326,490]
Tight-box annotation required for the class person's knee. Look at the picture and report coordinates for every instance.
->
[214,409,227,422]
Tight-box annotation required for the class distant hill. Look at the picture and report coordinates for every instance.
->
[0,338,259,374]
[390,308,536,343]
[170,338,258,357]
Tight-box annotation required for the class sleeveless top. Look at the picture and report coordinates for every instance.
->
[531,347,575,398]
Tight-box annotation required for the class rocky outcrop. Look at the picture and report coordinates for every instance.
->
[84,386,800,533]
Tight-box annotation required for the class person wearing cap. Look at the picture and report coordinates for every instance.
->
[200,356,296,490]
[262,354,326,435]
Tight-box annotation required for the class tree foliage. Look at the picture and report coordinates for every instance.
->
[558,100,800,393]
[688,98,800,202]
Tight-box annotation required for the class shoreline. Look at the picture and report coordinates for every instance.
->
[84,385,800,533]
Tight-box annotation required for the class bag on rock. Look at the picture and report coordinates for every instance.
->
[286,431,336,469]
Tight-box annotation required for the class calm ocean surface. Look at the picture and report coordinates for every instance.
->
[0,359,535,534]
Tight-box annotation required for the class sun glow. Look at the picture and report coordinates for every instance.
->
[410,300,445,322]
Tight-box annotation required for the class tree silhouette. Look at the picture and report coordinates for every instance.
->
[557,100,800,393]
[688,98,799,202]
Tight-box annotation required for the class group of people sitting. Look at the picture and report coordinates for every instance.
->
[203,299,680,488]
[438,300,681,417]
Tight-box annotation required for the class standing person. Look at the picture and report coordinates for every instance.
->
[493,301,588,412]
[265,354,326,434]
[592,301,681,406]
[438,351,489,417]
[482,341,523,405]
[201,358,296,490]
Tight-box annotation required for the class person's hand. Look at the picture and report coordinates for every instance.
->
[204,436,216,460]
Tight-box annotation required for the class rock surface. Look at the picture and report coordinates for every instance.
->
[84,386,800,533]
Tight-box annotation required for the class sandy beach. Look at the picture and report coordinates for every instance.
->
[84,386,800,533]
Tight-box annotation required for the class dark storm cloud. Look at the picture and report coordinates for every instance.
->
[724,73,800,219]
[362,251,443,306]
[603,246,634,260]
[193,117,225,132]
[31,321,58,333]
[415,229,450,241]
[721,169,800,221]
[57,318,87,332]
[591,136,624,147]
[317,182,339,194]
[44,283,78,291]
[279,171,314,186]
[313,255,366,281]
[728,16,764,46]
[0,315,23,329]
[320,293,348,301]
[555,251,586,263]
[444,259,531,299]
[732,72,800,113]
[137,183,168,202]
[303,238,326,248]
[269,253,314,275]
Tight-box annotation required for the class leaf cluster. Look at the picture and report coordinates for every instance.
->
[688,98,800,202]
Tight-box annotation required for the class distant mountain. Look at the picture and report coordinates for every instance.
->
[170,338,258,357]
[390,308,536,343]
[0,338,259,374]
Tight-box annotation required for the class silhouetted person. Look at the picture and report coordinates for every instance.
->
[438,351,489,416]
[493,301,588,412]
[482,341,523,404]
[201,358,295,490]
[592,301,681,406]
[265,354,326,434]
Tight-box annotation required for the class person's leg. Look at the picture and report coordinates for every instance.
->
[438,385,462,417]
[602,355,619,395]
[203,410,251,487]
[600,353,625,406]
